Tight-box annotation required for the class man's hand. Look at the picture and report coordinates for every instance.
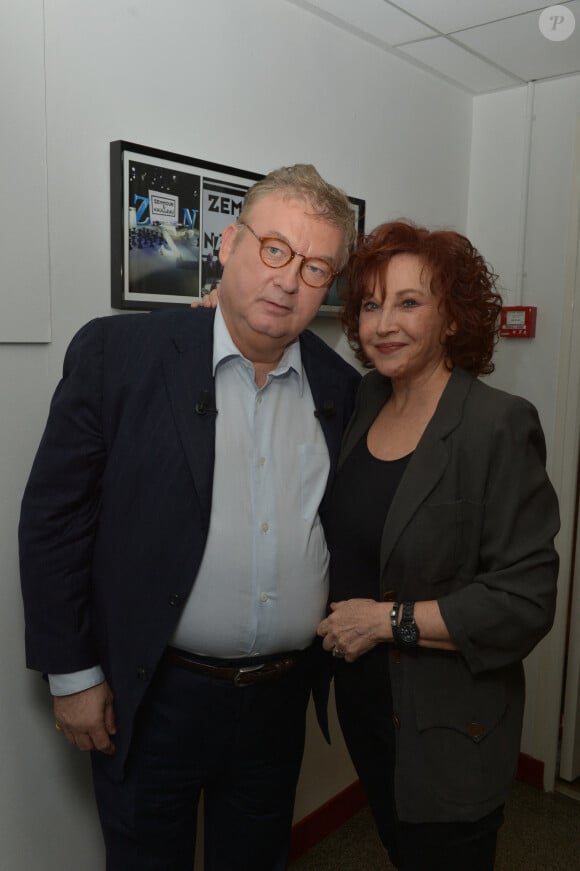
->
[54,681,116,754]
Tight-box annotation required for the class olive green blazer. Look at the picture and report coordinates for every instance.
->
[340,366,559,822]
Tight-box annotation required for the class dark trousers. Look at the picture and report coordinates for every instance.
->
[334,648,504,871]
[91,654,311,871]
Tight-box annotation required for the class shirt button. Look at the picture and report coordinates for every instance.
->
[258,456,266,466]
[261,522,269,533]
[260,592,269,603]
[169,593,181,606]
[256,395,263,406]
[392,713,401,730]
[136,666,149,681]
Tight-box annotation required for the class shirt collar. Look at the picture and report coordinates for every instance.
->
[213,304,304,392]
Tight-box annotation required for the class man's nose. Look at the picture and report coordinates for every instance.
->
[274,257,302,292]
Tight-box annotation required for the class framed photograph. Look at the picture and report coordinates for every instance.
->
[318,195,365,315]
[110,140,365,314]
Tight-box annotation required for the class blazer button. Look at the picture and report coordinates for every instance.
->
[383,590,397,601]
[392,713,401,730]
[466,721,485,741]
[169,593,181,606]
[136,666,149,681]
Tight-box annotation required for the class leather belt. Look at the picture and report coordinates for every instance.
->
[164,648,301,687]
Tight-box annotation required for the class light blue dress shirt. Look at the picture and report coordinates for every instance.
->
[171,305,330,657]
[49,306,330,694]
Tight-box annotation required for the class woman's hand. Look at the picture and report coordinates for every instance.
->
[318,598,457,662]
[191,288,219,308]
[317,599,391,662]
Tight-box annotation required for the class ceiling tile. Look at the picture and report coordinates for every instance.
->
[286,0,580,93]
[453,1,580,81]
[399,37,523,93]
[291,0,436,44]
[387,0,569,34]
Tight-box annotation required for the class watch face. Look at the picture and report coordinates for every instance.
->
[397,621,419,646]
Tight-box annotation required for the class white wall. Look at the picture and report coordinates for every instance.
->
[0,0,51,342]
[0,1,474,867]
[467,75,580,787]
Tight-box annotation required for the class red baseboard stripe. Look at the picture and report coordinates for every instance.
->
[516,752,544,790]
[289,752,546,861]
[289,779,367,862]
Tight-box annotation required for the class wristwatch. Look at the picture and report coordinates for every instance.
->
[391,601,420,648]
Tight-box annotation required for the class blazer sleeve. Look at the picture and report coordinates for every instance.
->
[19,319,106,674]
[438,395,560,674]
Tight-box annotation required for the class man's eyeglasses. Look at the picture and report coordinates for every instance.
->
[238,221,338,289]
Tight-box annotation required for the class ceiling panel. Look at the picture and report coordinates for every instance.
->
[291,0,436,44]
[284,0,580,93]
[386,0,569,34]
[453,1,580,81]
[399,37,523,93]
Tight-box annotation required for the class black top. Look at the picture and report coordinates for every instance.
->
[324,434,411,602]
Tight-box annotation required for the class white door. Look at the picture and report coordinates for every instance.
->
[559,466,580,780]
[559,185,580,783]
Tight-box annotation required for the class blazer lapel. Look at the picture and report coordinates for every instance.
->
[301,335,349,499]
[348,368,474,575]
[379,430,449,572]
[380,367,474,571]
[339,372,391,470]
[162,311,217,520]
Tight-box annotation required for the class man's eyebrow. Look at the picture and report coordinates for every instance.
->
[258,228,338,266]
[260,228,290,242]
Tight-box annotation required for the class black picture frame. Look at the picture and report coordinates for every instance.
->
[110,141,365,314]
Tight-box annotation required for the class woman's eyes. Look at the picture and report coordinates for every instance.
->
[361,297,419,312]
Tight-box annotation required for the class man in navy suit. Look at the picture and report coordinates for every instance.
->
[19,164,360,870]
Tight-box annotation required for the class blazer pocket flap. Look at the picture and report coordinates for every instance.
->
[413,656,508,743]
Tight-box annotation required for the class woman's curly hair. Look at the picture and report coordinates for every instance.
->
[341,220,503,376]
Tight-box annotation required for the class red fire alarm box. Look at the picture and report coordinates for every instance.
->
[499,306,537,338]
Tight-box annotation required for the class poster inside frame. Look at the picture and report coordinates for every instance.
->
[319,194,365,316]
[110,141,365,314]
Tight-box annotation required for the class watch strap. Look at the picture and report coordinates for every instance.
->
[392,600,420,648]
[390,601,400,631]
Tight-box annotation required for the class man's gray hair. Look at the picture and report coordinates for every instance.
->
[238,164,357,268]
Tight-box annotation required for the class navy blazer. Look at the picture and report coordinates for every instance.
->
[337,366,559,822]
[19,308,360,779]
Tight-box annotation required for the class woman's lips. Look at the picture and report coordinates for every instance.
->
[374,342,406,353]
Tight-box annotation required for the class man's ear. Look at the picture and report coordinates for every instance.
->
[218,223,238,266]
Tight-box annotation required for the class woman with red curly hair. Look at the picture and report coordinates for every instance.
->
[318,221,559,871]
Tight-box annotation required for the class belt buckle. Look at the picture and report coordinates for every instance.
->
[234,664,264,687]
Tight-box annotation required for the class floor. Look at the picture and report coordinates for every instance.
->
[555,776,580,801]
[289,780,580,871]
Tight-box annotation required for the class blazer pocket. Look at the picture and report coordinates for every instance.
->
[412,657,513,807]
[408,500,482,586]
